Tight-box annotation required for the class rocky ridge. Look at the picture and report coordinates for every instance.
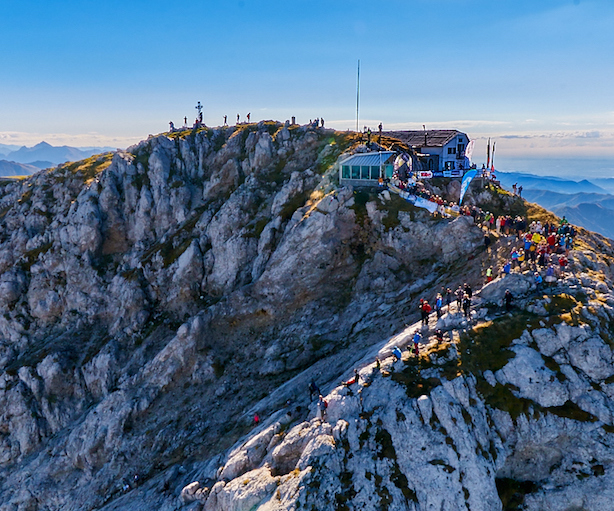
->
[0,122,611,510]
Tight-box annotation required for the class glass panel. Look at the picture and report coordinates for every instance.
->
[351,166,360,179]
[342,165,350,179]
[361,166,370,179]
[385,165,393,178]
[371,166,380,179]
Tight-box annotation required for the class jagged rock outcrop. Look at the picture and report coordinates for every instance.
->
[0,122,613,510]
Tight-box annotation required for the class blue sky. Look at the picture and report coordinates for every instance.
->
[1,0,613,160]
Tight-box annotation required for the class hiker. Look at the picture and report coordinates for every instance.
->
[534,272,543,293]
[247,113,251,122]
[456,287,464,311]
[565,236,573,254]
[503,261,511,275]
[316,395,327,420]
[512,183,517,195]
[223,115,227,125]
[504,290,513,311]
[464,283,472,299]
[486,267,493,282]
[412,331,422,356]
[353,368,361,384]
[435,293,443,318]
[445,288,453,311]
[462,297,471,318]
[237,113,240,124]
[184,116,187,126]
[169,121,174,131]
[559,255,568,273]
[392,346,402,361]
[511,249,520,269]
[538,248,547,268]
[545,264,556,287]
[254,413,260,425]
[309,379,320,401]
[420,299,431,326]
[518,185,523,197]
[435,329,444,343]
[484,234,491,250]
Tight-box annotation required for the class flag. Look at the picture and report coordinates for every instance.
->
[491,141,496,172]
[465,140,474,162]
[414,197,438,213]
[486,138,490,168]
[459,169,477,204]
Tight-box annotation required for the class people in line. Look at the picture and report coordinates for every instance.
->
[311,212,578,422]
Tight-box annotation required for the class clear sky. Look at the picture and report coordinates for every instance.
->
[1,0,613,161]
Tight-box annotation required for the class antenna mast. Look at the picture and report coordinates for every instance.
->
[356,60,360,132]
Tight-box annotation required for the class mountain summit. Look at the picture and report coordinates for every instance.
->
[0,122,612,511]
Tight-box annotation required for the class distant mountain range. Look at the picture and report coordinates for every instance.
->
[0,160,40,177]
[0,141,114,176]
[0,143,21,158]
[497,170,614,240]
[496,171,607,194]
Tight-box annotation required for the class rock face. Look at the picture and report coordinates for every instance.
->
[0,122,613,511]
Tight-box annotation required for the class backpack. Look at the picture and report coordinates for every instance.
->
[324,400,328,409]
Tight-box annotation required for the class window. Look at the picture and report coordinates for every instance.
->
[448,147,456,154]
[342,165,350,179]
[351,166,360,179]
[370,166,380,179]
[361,166,370,179]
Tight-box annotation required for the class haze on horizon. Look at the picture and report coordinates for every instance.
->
[1,0,613,161]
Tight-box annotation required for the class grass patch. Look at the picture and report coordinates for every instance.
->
[458,312,536,376]
[391,364,442,400]
[55,152,113,185]
[546,400,598,422]
[476,381,536,421]
[373,427,417,505]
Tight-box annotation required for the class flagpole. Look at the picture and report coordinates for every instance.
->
[356,60,360,133]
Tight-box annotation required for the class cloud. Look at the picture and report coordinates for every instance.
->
[471,129,614,158]
[327,119,511,132]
